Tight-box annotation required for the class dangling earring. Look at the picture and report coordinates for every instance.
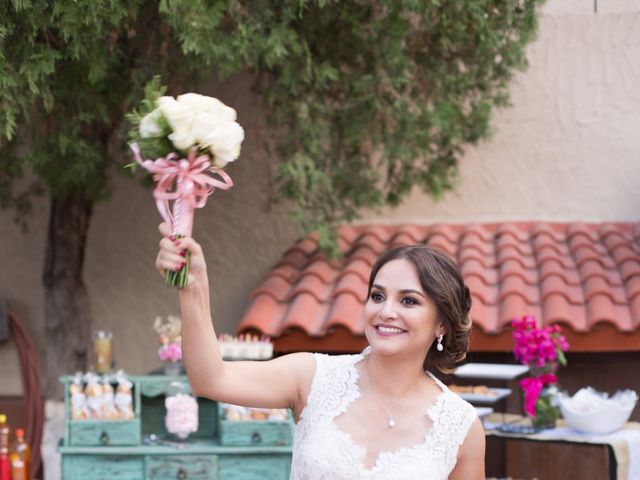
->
[436,334,444,352]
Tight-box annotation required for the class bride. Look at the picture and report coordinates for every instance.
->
[156,223,485,479]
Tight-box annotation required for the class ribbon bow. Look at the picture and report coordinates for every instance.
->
[131,143,233,237]
[520,373,557,417]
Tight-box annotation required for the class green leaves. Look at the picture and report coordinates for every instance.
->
[0,0,545,253]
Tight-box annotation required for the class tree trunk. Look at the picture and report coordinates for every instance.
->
[43,189,94,398]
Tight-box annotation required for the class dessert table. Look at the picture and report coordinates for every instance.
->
[484,413,640,480]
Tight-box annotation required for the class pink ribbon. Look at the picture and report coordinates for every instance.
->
[520,373,557,418]
[131,143,233,237]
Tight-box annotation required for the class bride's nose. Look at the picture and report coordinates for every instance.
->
[379,301,399,320]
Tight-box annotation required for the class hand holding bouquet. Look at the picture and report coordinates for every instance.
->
[128,80,244,287]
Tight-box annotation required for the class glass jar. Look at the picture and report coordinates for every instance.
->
[93,330,113,374]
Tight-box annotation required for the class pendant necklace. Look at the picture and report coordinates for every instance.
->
[365,360,397,428]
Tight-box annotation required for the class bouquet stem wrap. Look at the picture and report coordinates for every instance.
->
[131,143,234,287]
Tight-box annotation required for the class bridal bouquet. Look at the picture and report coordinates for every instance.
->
[128,80,244,287]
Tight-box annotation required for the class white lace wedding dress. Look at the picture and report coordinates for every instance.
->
[290,348,477,479]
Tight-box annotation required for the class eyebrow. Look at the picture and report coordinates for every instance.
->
[371,284,426,299]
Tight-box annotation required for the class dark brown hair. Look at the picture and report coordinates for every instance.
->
[366,244,472,374]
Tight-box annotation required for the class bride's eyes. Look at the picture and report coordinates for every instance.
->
[370,292,385,302]
[401,297,419,306]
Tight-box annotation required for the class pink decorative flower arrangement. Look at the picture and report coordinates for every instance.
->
[512,315,569,371]
[511,315,570,426]
[153,315,182,364]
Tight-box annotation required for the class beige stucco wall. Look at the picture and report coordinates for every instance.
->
[1,1,639,395]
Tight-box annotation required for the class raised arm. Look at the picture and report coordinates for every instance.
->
[155,223,315,418]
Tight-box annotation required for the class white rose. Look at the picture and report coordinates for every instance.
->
[169,128,196,151]
[205,121,245,167]
[157,96,196,137]
[177,93,237,122]
[139,108,164,138]
[190,112,224,146]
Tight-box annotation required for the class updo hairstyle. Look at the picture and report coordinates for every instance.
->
[366,244,473,374]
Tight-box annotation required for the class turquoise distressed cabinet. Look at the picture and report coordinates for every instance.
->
[59,375,293,480]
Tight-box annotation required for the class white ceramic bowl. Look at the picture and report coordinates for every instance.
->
[558,388,637,435]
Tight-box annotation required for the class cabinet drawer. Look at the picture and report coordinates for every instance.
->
[146,455,218,480]
[63,455,143,479]
[219,420,292,447]
[218,455,290,480]
[68,419,141,446]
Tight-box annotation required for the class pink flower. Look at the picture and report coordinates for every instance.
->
[159,343,182,362]
[511,316,569,369]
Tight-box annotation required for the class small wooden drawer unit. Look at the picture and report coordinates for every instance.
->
[68,418,141,446]
[145,455,218,480]
[218,419,292,447]
[59,375,293,479]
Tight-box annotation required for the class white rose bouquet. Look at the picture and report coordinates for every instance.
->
[128,80,244,288]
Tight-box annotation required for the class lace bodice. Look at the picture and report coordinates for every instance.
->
[290,349,477,480]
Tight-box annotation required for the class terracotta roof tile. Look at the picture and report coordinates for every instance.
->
[238,222,640,351]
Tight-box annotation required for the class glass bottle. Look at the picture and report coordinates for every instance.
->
[0,414,11,480]
[10,428,30,480]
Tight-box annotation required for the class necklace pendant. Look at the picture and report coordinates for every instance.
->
[388,418,396,428]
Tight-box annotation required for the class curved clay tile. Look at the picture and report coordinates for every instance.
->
[496,234,533,257]
[586,295,633,332]
[531,223,567,243]
[354,230,389,255]
[338,224,361,246]
[536,248,576,270]
[599,223,631,242]
[573,246,616,270]
[608,244,640,265]
[498,294,532,330]
[577,260,622,286]
[532,235,570,256]
[286,237,319,257]
[539,259,581,285]
[347,244,380,266]
[333,272,368,302]
[390,225,429,244]
[424,233,457,256]
[495,223,531,243]
[265,264,301,284]
[461,258,499,285]
[627,275,640,301]
[543,294,588,331]
[499,258,538,285]
[250,275,292,301]
[583,276,627,304]
[497,245,536,269]
[340,258,372,283]
[631,295,640,329]
[540,274,585,304]
[325,293,365,335]
[429,224,462,243]
[304,259,338,284]
[499,276,540,304]
[459,249,495,269]
[359,225,393,244]
[620,258,640,282]
[389,233,420,249]
[287,274,330,303]
[566,223,599,243]
[466,277,499,304]
[237,295,288,336]
[469,302,500,333]
[463,223,496,243]
[459,232,494,256]
[277,249,310,270]
[280,293,331,336]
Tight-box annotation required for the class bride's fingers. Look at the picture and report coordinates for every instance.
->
[156,251,185,274]
[174,236,203,257]
[158,222,172,238]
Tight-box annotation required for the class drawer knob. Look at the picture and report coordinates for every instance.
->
[251,432,262,444]
[99,431,110,445]
[177,468,187,480]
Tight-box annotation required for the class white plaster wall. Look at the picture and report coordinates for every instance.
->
[2,3,639,395]
[362,3,640,224]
